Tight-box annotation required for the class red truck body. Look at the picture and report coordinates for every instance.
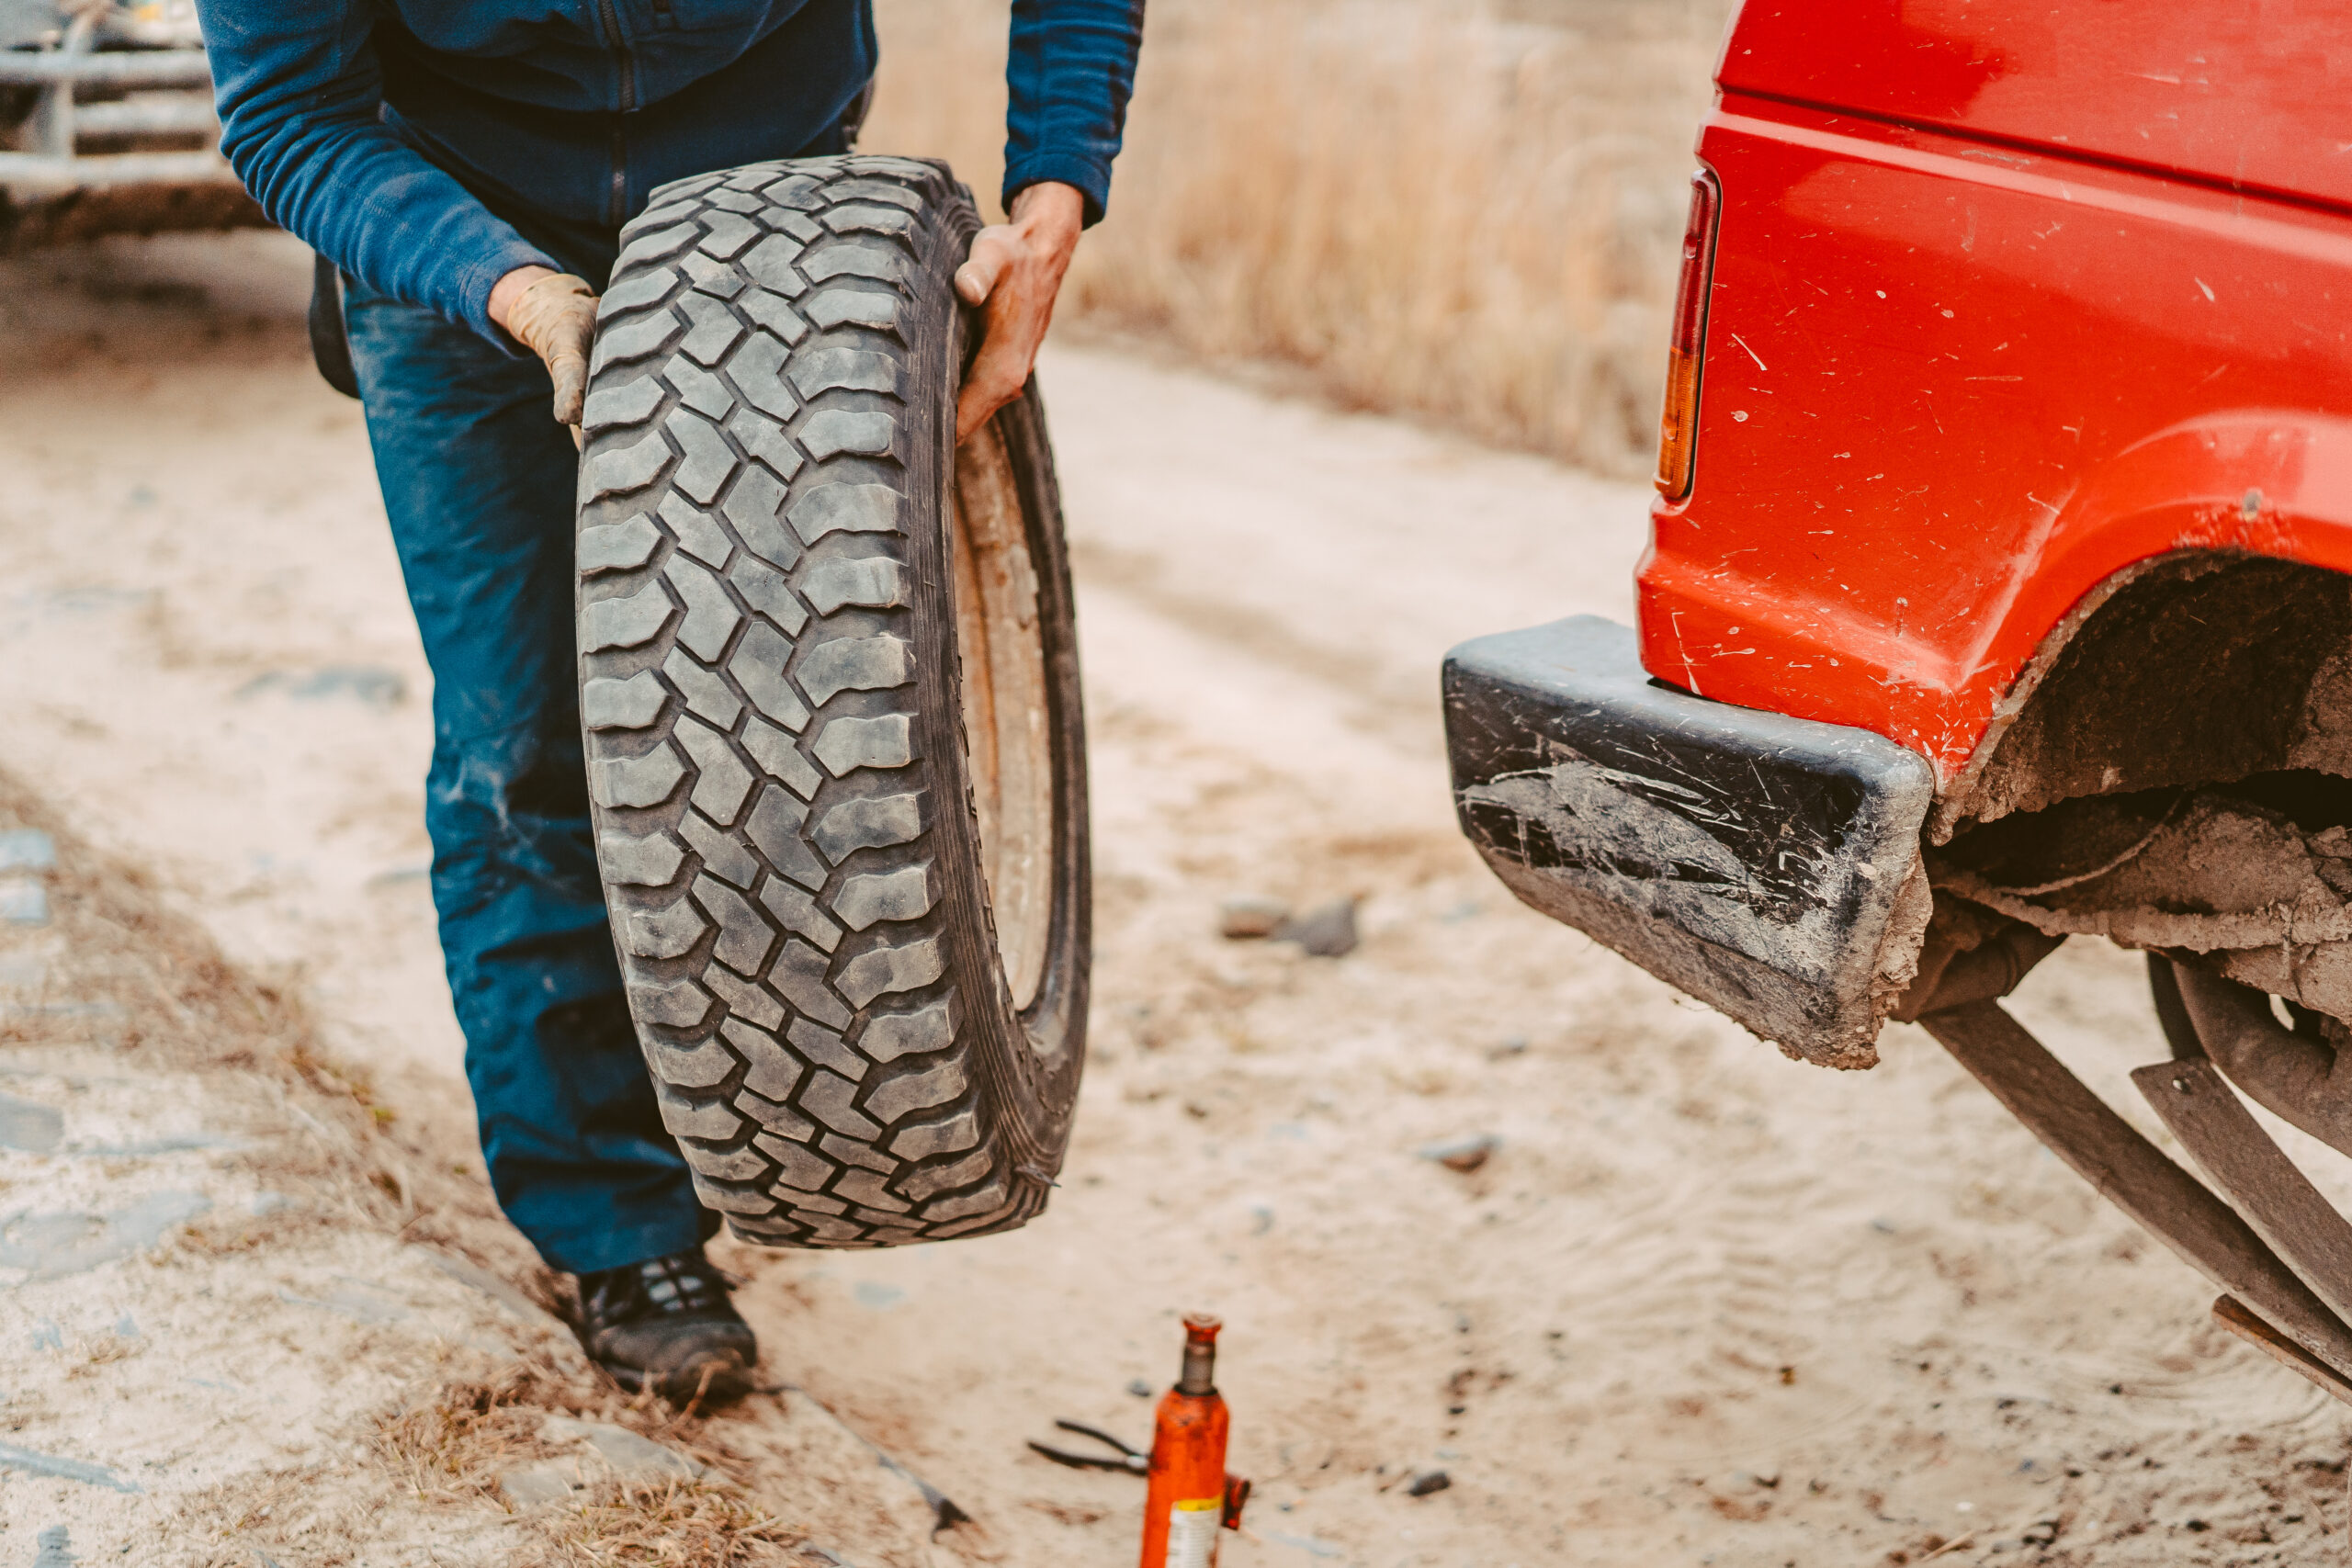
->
[1445,3,2352,1064]
[1642,1,2352,781]
[1445,0,2352,1411]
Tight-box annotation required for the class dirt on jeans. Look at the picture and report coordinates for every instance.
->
[0,231,2347,1567]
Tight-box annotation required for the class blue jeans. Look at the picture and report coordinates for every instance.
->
[345,279,708,1275]
[341,115,862,1273]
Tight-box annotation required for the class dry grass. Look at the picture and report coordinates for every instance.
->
[167,1333,802,1565]
[864,0,1733,474]
[371,1351,724,1497]
[0,766,368,1108]
[372,1358,576,1504]
[372,1354,807,1567]
[547,1481,803,1568]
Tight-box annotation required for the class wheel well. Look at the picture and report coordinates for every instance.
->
[1918,551,2352,1022]
[1938,552,2352,839]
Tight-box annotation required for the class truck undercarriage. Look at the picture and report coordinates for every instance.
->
[1921,553,2352,1401]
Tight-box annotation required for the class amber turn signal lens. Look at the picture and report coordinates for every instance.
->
[1656,166,1723,500]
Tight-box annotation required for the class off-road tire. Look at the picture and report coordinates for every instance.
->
[574,155,1089,1247]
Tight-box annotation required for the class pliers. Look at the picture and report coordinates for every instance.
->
[1026,1420,1255,1529]
[1025,1419,1148,1475]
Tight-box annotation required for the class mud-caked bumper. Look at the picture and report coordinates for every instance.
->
[1441,616,1938,1066]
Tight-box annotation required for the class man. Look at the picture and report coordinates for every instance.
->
[192,0,1143,1401]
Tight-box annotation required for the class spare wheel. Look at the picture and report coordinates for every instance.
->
[573,154,1089,1247]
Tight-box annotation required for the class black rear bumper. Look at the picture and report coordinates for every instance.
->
[1442,616,1937,1066]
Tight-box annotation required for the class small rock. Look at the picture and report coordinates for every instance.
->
[498,1462,578,1509]
[1417,1134,1498,1174]
[542,1415,701,1481]
[1405,1469,1451,1497]
[33,1525,73,1568]
[0,878,50,927]
[250,1191,296,1217]
[587,1426,701,1481]
[1487,1036,1530,1060]
[1275,897,1358,958]
[1218,895,1289,939]
[0,829,55,873]
[411,1247,562,1326]
[1127,1378,1154,1399]
[0,1091,64,1154]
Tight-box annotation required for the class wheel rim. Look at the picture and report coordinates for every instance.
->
[950,418,1056,1013]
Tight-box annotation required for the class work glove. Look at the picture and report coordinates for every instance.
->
[503,272,599,427]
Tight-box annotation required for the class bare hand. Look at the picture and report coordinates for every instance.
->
[491,265,599,426]
[954,182,1084,444]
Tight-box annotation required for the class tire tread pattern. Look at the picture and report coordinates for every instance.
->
[578,155,1056,1247]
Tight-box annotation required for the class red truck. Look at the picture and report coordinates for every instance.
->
[1445,2,2352,1401]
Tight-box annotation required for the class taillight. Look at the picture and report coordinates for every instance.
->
[1656,167,1722,501]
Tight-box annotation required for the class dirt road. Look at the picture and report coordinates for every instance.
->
[2,233,2345,1565]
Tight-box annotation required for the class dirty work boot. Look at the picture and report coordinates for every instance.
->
[574,1247,758,1404]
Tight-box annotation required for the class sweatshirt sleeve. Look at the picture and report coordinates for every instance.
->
[1001,0,1145,225]
[195,0,557,342]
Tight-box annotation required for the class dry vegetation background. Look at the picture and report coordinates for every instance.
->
[863,0,1736,476]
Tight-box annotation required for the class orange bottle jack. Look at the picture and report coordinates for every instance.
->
[1140,1314,1233,1568]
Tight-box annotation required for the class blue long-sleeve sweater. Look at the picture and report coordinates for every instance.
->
[193,0,1144,344]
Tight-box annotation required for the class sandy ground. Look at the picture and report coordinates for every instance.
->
[3,231,2349,1566]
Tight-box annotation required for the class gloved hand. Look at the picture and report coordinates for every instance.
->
[954,181,1084,443]
[499,271,599,426]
